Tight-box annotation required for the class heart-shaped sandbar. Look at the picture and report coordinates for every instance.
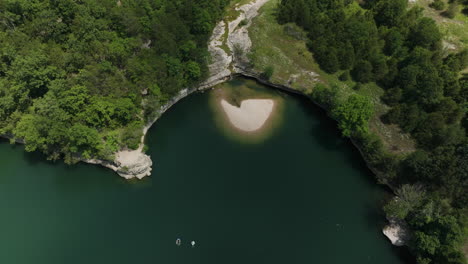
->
[220,99,275,132]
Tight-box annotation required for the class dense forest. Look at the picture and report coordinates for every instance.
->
[0,0,228,162]
[278,0,467,263]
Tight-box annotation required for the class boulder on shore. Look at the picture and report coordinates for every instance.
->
[115,150,152,179]
[383,218,410,246]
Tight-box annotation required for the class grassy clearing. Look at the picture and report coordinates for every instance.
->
[248,0,416,154]
[248,0,319,94]
[220,21,231,55]
[410,0,468,53]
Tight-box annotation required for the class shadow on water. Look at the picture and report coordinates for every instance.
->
[1,138,134,193]
[295,94,346,151]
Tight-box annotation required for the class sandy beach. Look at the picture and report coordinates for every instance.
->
[220,99,275,132]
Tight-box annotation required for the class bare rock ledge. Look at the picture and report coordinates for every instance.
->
[382,218,410,246]
[84,151,152,180]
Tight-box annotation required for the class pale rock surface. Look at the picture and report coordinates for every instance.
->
[202,20,232,87]
[115,150,152,179]
[383,219,410,246]
[228,0,269,71]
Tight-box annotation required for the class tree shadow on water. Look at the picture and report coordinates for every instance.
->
[290,93,346,151]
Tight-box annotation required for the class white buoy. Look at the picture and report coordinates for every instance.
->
[191,241,196,247]
[176,238,181,246]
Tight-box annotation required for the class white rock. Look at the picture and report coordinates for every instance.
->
[383,219,410,246]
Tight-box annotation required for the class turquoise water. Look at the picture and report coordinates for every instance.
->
[0,78,411,263]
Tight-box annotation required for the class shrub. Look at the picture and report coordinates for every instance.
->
[352,60,374,83]
[382,87,402,106]
[143,144,149,153]
[233,43,244,58]
[121,122,143,150]
[239,19,248,27]
[353,83,362,91]
[429,0,446,11]
[311,84,340,110]
[339,71,350,81]
[332,94,374,137]
[262,66,274,80]
[443,2,459,18]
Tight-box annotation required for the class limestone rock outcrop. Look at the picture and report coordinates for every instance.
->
[383,218,410,246]
[114,150,153,179]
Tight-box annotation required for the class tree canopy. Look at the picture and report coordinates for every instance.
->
[0,0,229,161]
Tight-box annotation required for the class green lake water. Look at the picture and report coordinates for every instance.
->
[0,78,412,263]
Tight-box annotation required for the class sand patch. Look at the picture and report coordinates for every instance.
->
[210,78,285,143]
[220,99,274,132]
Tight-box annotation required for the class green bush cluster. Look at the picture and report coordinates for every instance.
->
[262,66,275,80]
[430,0,446,11]
[443,1,460,18]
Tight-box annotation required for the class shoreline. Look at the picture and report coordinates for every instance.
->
[0,0,409,250]
[0,0,397,189]
[0,0,395,190]
[1,0,271,179]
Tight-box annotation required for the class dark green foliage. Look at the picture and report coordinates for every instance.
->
[384,184,426,220]
[338,42,355,70]
[382,86,402,106]
[310,84,339,109]
[355,132,398,183]
[339,71,350,81]
[352,60,374,83]
[372,0,408,27]
[239,19,249,27]
[443,2,460,18]
[262,66,275,80]
[382,28,405,56]
[332,94,374,137]
[353,82,362,91]
[0,0,229,160]
[429,0,446,11]
[463,0,468,15]
[409,18,442,50]
[121,122,143,150]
